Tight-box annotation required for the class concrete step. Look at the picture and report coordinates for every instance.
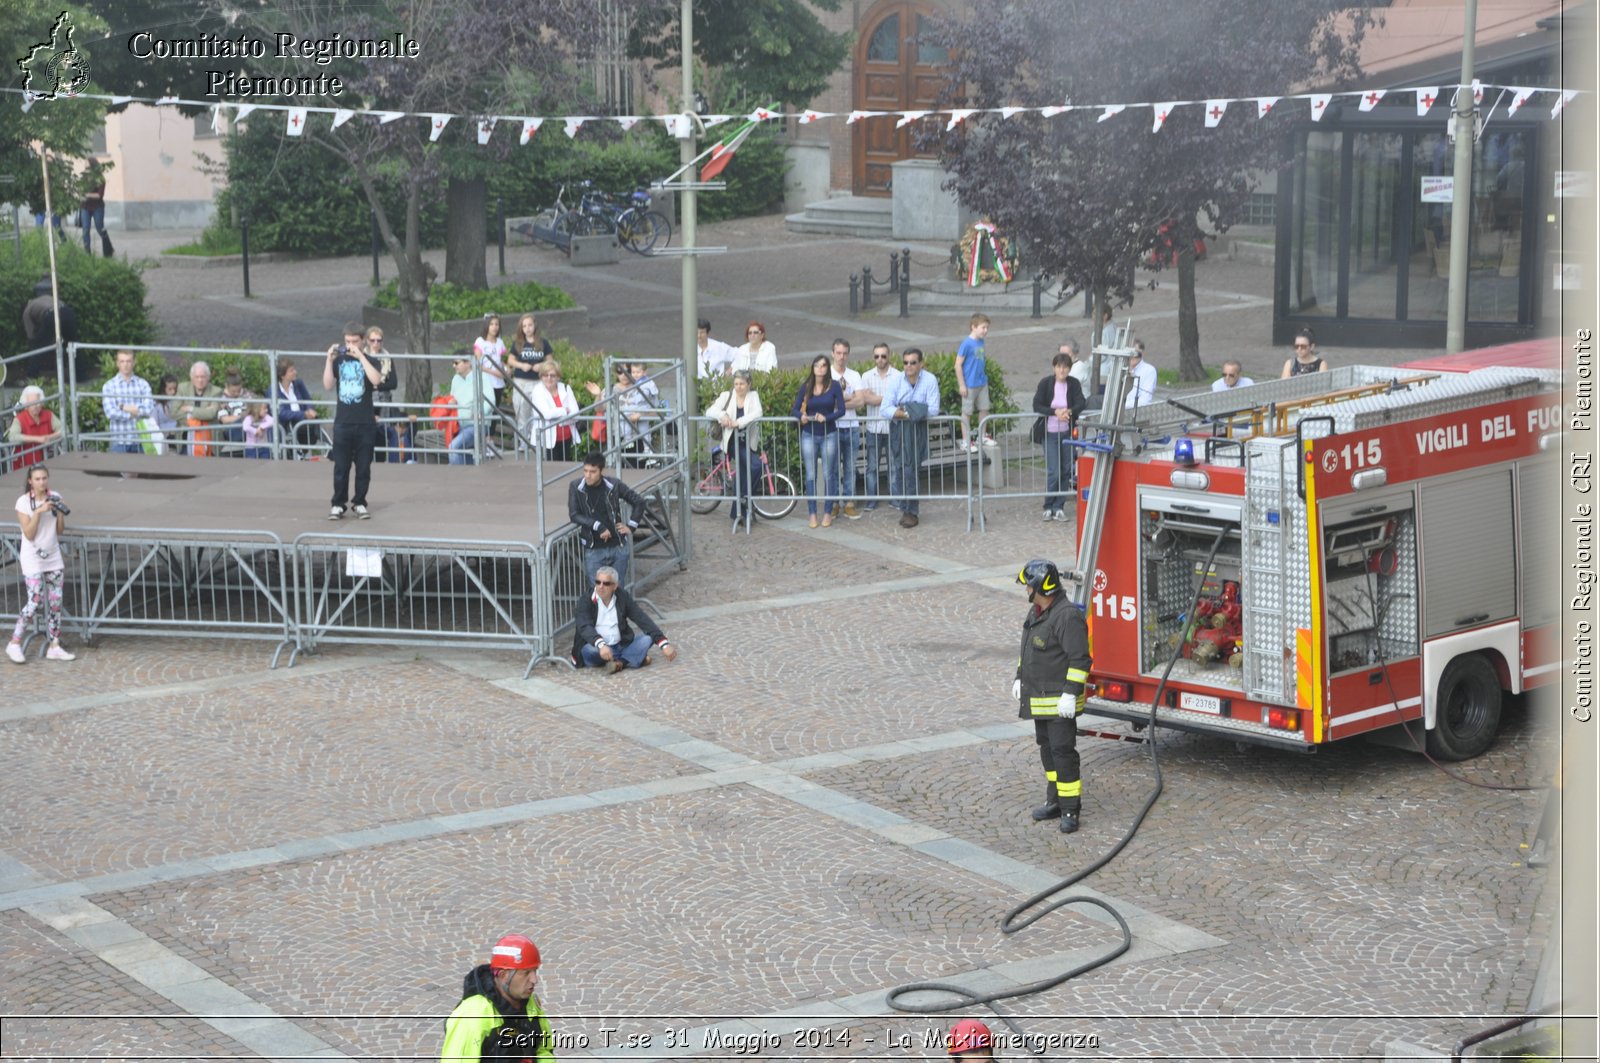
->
[784,212,894,237]
[784,194,894,237]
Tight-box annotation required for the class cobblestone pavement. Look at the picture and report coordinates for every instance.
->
[0,492,1558,1062]
[2,223,1561,1062]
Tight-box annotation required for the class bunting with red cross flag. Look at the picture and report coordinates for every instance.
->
[285,107,307,136]
[1204,99,1228,128]
[1358,89,1386,112]
[1415,87,1438,116]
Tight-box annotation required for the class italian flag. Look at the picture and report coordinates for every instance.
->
[699,105,776,181]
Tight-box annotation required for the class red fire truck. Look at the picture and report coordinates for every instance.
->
[1075,346,1562,758]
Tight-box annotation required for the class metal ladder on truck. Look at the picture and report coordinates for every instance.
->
[1065,334,1135,611]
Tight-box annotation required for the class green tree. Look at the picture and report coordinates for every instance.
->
[1,3,111,219]
[183,0,660,405]
[629,0,849,109]
[929,0,1376,381]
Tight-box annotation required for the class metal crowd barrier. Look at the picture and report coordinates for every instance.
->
[57,526,295,666]
[290,532,545,668]
[2,344,68,474]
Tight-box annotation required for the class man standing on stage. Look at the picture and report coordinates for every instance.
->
[324,321,390,520]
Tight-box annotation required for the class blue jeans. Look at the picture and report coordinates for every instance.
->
[835,425,860,502]
[800,430,839,516]
[584,542,631,590]
[862,431,890,503]
[80,204,105,251]
[1043,431,1075,511]
[579,632,654,668]
[888,420,927,516]
[111,442,143,455]
[449,425,478,465]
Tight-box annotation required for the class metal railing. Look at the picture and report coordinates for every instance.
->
[2,344,67,473]
[55,526,296,665]
[686,413,982,528]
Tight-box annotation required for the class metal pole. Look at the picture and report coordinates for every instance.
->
[1032,274,1044,319]
[11,203,21,264]
[888,250,900,293]
[1444,0,1478,353]
[900,247,910,319]
[849,274,859,316]
[240,215,251,298]
[39,153,66,405]
[678,0,697,563]
[496,196,506,276]
[862,265,873,310]
[371,209,381,287]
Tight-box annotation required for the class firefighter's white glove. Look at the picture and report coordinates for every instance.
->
[1011,678,1022,702]
[1056,692,1078,720]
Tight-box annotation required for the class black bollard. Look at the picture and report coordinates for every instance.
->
[370,210,381,287]
[888,250,900,294]
[862,265,873,310]
[1032,275,1043,319]
[849,274,860,317]
[240,215,251,298]
[496,197,506,276]
[899,248,911,318]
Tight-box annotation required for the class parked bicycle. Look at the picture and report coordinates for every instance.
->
[691,445,797,518]
[530,183,588,253]
[576,183,673,255]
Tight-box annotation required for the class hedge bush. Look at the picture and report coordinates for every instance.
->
[0,230,156,361]
[370,279,576,319]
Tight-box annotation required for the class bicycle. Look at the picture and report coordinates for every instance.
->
[530,183,589,252]
[579,185,673,255]
[691,444,797,519]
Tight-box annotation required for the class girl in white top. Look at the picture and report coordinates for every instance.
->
[529,361,582,462]
[474,314,508,404]
[707,369,764,525]
[8,465,75,663]
[731,320,777,373]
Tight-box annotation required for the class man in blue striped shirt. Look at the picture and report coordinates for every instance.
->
[881,347,941,528]
[101,350,154,454]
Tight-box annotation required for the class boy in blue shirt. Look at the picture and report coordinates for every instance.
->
[955,312,995,453]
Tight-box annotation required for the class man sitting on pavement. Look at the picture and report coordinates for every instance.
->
[572,565,677,672]
[567,450,648,588]
[101,349,154,455]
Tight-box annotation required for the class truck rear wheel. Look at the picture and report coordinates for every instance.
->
[1426,654,1502,761]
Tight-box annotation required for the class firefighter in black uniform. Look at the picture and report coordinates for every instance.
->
[1013,559,1092,834]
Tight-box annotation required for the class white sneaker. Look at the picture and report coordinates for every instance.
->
[981,435,998,447]
[328,506,345,521]
[961,441,978,454]
[5,642,23,664]
[46,644,75,662]
[1053,509,1070,522]
[354,504,370,520]
[1042,509,1054,522]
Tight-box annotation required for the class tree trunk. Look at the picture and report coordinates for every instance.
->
[444,176,488,289]
[1176,248,1204,381]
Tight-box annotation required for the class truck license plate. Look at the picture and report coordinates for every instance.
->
[1178,692,1222,714]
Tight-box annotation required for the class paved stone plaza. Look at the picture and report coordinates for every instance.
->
[1,221,1562,1060]
[0,492,1557,1061]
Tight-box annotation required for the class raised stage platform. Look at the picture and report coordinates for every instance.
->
[2,452,687,672]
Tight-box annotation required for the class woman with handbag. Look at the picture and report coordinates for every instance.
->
[707,370,763,527]
[791,354,844,528]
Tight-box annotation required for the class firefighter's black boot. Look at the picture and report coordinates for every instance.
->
[1030,782,1061,821]
[1059,809,1080,834]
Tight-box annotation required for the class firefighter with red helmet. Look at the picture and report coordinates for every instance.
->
[1013,559,1092,834]
[947,1018,996,1059]
[440,934,555,1062]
